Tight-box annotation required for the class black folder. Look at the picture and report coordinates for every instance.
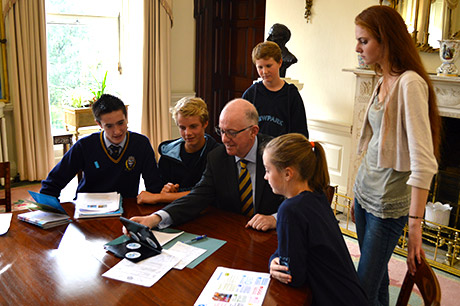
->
[105,217,162,263]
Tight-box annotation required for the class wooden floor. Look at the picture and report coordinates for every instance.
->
[10,183,41,203]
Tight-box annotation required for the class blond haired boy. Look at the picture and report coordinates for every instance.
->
[137,97,220,205]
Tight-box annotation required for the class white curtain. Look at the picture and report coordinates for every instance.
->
[3,0,54,180]
[141,0,173,151]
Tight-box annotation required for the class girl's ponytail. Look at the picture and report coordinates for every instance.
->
[263,134,330,193]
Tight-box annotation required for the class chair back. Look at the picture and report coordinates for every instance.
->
[396,256,441,306]
[0,161,11,212]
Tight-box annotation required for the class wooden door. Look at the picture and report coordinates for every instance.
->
[194,0,266,138]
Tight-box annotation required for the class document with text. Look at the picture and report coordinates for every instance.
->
[102,251,180,287]
[167,242,207,270]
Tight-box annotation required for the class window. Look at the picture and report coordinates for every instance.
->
[46,0,144,132]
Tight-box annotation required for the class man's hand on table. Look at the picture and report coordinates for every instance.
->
[122,214,162,236]
[245,214,276,231]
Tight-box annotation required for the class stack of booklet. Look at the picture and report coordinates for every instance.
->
[74,192,123,219]
[18,210,71,229]
[18,191,71,229]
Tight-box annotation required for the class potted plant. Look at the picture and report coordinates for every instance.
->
[90,70,107,102]
[64,71,107,139]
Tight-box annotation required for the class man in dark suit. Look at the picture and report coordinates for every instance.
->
[129,99,283,231]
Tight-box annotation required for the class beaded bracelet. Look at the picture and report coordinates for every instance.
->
[408,215,423,219]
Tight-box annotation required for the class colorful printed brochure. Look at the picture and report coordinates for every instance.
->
[194,267,271,306]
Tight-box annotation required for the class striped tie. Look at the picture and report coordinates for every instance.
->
[109,145,121,159]
[239,159,254,217]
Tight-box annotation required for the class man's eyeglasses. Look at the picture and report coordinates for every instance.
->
[215,126,253,138]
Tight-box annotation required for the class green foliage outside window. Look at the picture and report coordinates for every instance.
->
[46,0,121,129]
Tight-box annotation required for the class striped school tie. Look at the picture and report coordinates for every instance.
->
[239,159,254,217]
[109,145,121,159]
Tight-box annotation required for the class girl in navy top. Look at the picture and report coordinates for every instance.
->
[263,134,367,306]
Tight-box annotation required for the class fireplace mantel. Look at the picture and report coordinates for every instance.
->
[343,68,460,195]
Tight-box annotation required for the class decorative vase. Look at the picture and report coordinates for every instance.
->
[425,202,452,228]
[437,40,460,77]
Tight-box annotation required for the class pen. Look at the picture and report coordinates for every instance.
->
[183,234,207,244]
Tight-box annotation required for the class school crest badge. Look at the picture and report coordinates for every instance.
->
[125,156,136,171]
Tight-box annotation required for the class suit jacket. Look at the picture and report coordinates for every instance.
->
[163,134,284,225]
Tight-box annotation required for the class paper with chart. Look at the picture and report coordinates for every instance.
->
[194,266,271,306]
[75,192,120,213]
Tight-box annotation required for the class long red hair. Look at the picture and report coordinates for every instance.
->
[355,5,441,158]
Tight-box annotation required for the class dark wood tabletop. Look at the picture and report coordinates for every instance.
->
[0,199,311,305]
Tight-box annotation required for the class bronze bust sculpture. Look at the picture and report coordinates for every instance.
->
[267,23,297,77]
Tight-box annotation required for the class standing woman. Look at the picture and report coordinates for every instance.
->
[352,5,441,305]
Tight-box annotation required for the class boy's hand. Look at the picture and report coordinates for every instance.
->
[161,183,180,193]
[137,191,161,205]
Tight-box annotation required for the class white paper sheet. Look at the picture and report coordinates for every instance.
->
[102,251,180,287]
[0,213,12,235]
[167,242,207,270]
[152,230,184,246]
[194,267,271,306]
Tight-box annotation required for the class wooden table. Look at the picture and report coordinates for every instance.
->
[0,200,311,305]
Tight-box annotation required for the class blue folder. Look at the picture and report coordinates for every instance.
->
[28,191,68,215]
